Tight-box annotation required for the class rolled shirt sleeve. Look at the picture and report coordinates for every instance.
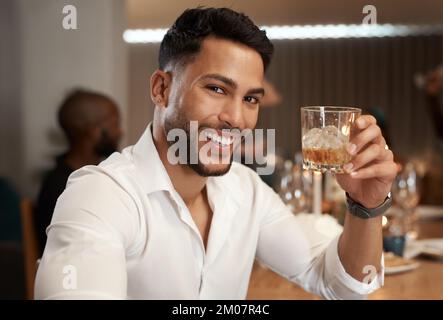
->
[256,182,384,300]
[323,235,384,299]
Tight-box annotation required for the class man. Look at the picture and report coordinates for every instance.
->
[424,67,443,150]
[35,89,122,255]
[35,8,396,299]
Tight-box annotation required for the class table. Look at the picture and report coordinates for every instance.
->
[247,218,443,299]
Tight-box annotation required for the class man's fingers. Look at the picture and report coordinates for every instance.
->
[349,162,398,180]
[355,115,376,130]
[344,144,383,173]
[347,124,382,155]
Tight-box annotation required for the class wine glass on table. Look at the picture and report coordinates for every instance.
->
[391,162,421,240]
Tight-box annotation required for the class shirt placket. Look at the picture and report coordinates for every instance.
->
[169,190,207,293]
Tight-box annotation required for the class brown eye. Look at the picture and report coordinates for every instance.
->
[207,85,225,94]
[244,96,259,104]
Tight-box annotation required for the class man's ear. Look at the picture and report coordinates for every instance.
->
[150,69,172,108]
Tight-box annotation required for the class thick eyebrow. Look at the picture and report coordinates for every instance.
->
[199,73,265,96]
[199,73,237,89]
[246,87,265,97]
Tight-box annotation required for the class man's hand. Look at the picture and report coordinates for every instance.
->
[335,115,397,209]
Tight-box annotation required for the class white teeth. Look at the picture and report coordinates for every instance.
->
[203,131,233,146]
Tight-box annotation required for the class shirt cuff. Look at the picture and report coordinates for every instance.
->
[325,235,385,298]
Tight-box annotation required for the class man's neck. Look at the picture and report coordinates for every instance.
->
[152,124,207,206]
[65,145,101,170]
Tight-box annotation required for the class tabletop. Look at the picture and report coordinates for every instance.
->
[247,216,443,300]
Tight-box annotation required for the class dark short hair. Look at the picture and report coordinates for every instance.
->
[57,89,116,143]
[159,7,274,71]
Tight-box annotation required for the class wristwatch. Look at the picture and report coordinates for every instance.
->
[345,192,392,219]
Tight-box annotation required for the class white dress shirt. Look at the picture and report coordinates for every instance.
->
[35,123,384,300]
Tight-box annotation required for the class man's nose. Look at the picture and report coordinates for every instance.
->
[218,98,245,130]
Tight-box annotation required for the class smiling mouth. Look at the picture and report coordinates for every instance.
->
[202,130,234,148]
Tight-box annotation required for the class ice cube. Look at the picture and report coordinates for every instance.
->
[303,125,348,149]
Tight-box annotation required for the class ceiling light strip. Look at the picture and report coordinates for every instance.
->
[123,24,443,43]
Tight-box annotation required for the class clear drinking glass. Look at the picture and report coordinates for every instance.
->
[277,160,308,214]
[301,106,361,173]
[391,162,421,239]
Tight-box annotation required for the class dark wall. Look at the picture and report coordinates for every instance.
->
[0,0,23,190]
[259,35,443,159]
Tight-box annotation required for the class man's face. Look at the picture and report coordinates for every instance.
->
[163,37,265,176]
[94,103,122,158]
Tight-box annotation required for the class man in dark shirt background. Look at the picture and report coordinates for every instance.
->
[424,67,443,150]
[36,89,123,255]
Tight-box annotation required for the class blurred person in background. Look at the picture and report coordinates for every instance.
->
[424,66,443,151]
[35,89,122,255]
[368,107,391,148]
[417,67,443,205]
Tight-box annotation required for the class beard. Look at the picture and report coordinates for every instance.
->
[94,128,118,158]
[164,110,233,177]
[189,154,233,177]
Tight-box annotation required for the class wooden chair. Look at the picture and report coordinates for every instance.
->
[20,199,39,300]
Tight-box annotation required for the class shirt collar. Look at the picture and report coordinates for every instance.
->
[132,123,175,195]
